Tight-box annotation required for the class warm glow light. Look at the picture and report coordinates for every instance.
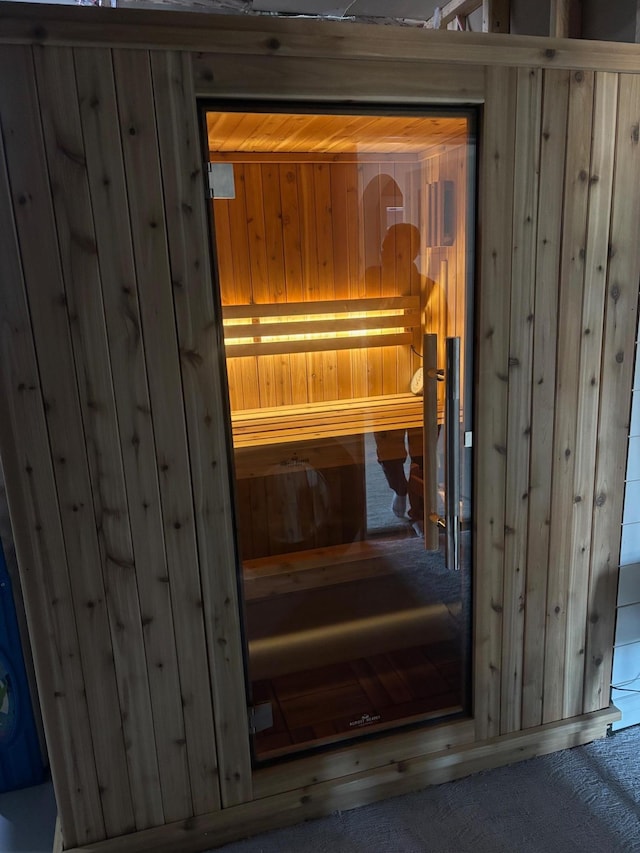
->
[222,309,409,346]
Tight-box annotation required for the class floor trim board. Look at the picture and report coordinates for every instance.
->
[57,706,619,853]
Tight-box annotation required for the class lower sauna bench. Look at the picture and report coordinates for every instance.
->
[246,563,461,681]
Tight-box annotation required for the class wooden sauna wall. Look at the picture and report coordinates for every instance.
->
[0,45,250,848]
[475,66,640,739]
[1,9,640,850]
[213,156,424,409]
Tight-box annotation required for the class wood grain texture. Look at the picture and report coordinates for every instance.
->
[0,16,638,851]
[59,708,618,853]
[194,54,485,104]
[550,0,581,39]
[112,48,222,816]
[150,49,252,807]
[521,68,570,730]
[543,69,594,725]
[482,0,511,33]
[563,72,617,720]
[1,5,640,73]
[474,65,517,740]
[584,73,640,713]
[0,49,103,847]
[35,44,165,832]
[500,67,542,735]
[73,46,194,824]
[0,43,136,839]
[215,155,422,404]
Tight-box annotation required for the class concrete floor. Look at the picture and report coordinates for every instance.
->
[0,780,56,853]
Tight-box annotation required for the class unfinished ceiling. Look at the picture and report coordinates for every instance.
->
[117,0,441,27]
[251,1,441,20]
[206,111,469,155]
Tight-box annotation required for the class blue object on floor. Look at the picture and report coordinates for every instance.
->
[0,544,44,793]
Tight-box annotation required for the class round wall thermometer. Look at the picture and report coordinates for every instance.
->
[410,367,424,395]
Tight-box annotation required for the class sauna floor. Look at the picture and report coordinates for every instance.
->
[252,638,463,760]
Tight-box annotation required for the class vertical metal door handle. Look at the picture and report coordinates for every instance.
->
[423,334,439,550]
[445,337,461,571]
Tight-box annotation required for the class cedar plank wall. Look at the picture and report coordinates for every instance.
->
[0,43,249,848]
[213,150,463,410]
[0,10,639,851]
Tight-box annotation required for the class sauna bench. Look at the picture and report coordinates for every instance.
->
[229,394,432,557]
[230,393,424,450]
[245,541,461,681]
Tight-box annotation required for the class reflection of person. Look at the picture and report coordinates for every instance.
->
[367,222,446,536]
[375,427,424,534]
[367,223,426,535]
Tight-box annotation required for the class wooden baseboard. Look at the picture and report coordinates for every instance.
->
[57,706,619,853]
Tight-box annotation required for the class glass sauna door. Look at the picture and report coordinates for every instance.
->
[206,108,475,762]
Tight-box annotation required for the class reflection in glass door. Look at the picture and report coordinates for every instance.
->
[206,107,475,762]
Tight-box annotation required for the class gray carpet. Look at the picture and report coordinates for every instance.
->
[212,725,640,853]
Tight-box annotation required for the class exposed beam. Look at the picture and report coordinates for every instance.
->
[550,0,582,38]
[482,0,510,33]
[426,0,482,29]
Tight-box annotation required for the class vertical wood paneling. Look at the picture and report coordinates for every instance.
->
[543,69,595,725]
[474,65,517,740]
[563,72,618,719]
[0,45,136,838]
[244,164,270,305]
[521,69,570,730]
[279,163,308,405]
[3,31,640,850]
[0,56,104,845]
[392,160,414,391]
[584,73,640,713]
[112,48,222,816]
[350,163,369,398]
[315,163,339,400]
[34,45,165,831]
[331,164,355,400]
[151,49,252,808]
[73,47,194,823]
[500,67,542,735]
[220,167,253,306]
[215,155,429,409]
[251,163,278,409]
[263,164,292,407]
[362,162,383,398]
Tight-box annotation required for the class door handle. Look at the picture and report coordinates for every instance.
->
[445,336,461,572]
[423,334,439,551]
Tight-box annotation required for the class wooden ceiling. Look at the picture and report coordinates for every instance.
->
[206,111,468,155]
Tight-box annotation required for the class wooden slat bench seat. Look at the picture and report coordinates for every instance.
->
[242,539,438,600]
[231,393,425,449]
[244,541,460,681]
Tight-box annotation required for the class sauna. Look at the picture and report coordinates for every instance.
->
[207,107,475,760]
[0,4,639,852]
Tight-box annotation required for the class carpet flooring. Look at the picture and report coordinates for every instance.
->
[212,724,640,853]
